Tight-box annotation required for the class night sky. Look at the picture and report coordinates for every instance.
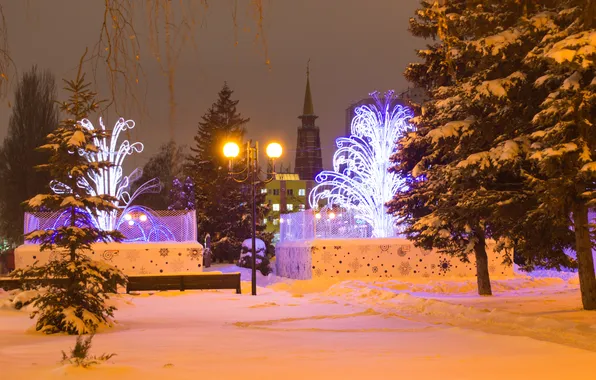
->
[0,0,422,170]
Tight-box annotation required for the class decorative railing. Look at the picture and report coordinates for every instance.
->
[279,209,400,242]
[24,209,197,243]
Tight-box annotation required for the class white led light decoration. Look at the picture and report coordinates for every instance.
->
[308,91,412,238]
[51,117,161,232]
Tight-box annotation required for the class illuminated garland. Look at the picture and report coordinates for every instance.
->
[51,118,160,232]
[308,91,412,238]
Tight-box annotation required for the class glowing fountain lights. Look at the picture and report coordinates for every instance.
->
[308,91,413,238]
[49,117,172,242]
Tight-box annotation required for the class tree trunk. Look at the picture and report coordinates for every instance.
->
[572,199,596,310]
[474,227,492,296]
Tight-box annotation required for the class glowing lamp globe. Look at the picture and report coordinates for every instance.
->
[128,220,134,226]
[329,212,336,219]
[124,213,132,221]
[223,142,240,158]
[139,214,148,222]
[315,213,321,219]
[266,142,283,159]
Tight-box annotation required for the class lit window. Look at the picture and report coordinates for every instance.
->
[298,189,306,196]
[299,204,305,210]
[287,204,294,211]
[261,188,267,194]
[263,218,267,224]
[287,189,294,196]
[272,204,280,211]
[273,219,279,225]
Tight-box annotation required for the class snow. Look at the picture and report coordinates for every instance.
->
[67,130,87,148]
[530,142,578,161]
[427,119,473,144]
[2,265,596,379]
[241,238,266,253]
[457,140,524,169]
[545,31,596,68]
[561,71,581,90]
[475,29,521,56]
[475,72,526,99]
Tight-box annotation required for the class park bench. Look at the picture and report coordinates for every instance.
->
[0,272,242,294]
[0,277,70,291]
[126,272,241,294]
[0,277,117,292]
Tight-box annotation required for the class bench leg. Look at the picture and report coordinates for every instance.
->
[236,283,241,294]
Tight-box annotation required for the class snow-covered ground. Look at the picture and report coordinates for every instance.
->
[1,264,595,379]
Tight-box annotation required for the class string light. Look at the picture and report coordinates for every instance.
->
[51,117,161,234]
[309,91,412,238]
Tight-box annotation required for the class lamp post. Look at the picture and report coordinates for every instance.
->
[223,140,282,296]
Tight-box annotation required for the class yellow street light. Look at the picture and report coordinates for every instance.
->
[266,142,283,159]
[223,142,240,158]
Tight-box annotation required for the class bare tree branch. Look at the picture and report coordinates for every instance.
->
[0,1,269,140]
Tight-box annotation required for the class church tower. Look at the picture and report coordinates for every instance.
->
[294,62,323,181]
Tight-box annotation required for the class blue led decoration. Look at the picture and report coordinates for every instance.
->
[309,91,413,238]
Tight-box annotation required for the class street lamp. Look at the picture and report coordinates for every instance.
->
[223,140,283,295]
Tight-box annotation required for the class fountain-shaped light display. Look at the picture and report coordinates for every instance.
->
[50,117,174,242]
[309,91,413,238]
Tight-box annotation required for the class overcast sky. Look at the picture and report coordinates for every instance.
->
[0,0,423,170]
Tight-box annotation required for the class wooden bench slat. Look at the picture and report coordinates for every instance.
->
[1,272,242,295]
[126,273,241,294]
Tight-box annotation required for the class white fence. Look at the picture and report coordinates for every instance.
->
[279,209,383,241]
[24,210,197,243]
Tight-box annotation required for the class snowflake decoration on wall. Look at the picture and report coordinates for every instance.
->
[187,248,201,261]
[399,262,412,276]
[439,258,452,274]
[309,91,412,238]
[125,250,140,262]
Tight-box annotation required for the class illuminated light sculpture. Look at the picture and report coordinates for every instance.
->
[50,117,168,241]
[308,91,413,238]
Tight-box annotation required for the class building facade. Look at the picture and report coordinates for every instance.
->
[263,173,315,235]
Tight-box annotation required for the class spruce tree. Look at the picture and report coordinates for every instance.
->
[13,68,126,334]
[135,141,185,210]
[0,66,59,246]
[389,0,571,295]
[522,0,596,309]
[186,83,269,262]
[168,176,195,211]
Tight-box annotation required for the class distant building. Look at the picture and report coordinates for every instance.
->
[263,173,315,235]
[294,63,323,181]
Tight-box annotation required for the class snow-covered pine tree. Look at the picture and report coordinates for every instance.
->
[185,83,269,262]
[522,0,596,309]
[12,67,126,334]
[389,0,570,295]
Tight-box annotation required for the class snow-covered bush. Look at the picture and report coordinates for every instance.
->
[61,334,116,368]
[237,238,272,276]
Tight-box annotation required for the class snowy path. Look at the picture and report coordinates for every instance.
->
[1,273,596,379]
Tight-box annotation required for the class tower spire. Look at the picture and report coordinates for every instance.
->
[303,59,314,115]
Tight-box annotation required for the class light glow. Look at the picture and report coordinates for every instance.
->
[50,117,166,241]
[223,142,240,158]
[308,91,412,238]
[139,214,148,222]
[266,142,283,158]
[128,220,134,226]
